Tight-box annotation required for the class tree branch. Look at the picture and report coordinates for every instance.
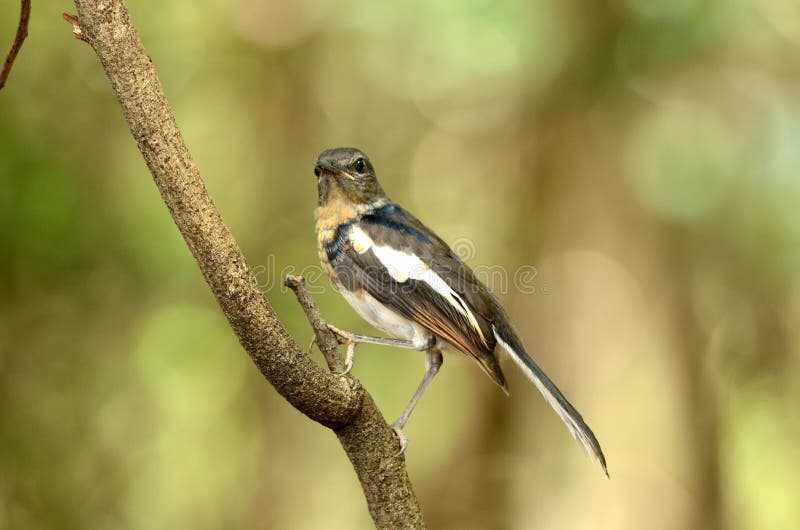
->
[66,1,424,527]
[0,0,31,90]
[285,275,345,373]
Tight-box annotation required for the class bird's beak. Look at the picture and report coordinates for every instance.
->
[315,160,354,180]
[316,160,336,173]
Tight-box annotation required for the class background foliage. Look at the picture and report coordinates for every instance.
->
[1,1,799,528]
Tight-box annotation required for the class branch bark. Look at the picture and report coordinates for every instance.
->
[66,1,424,527]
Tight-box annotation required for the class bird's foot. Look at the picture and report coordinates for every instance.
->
[327,324,357,375]
[327,324,355,344]
[334,340,356,376]
[391,421,409,456]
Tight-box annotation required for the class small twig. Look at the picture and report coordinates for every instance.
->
[0,0,32,90]
[61,12,83,40]
[284,275,345,373]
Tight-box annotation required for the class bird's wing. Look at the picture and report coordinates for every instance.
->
[328,203,507,390]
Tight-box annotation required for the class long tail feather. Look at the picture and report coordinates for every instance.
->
[494,328,608,477]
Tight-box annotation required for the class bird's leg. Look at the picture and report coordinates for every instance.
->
[327,324,434,376]
[391,349,444,455]
[327,324,430,350]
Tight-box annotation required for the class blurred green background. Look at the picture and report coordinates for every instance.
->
[2,1,799,529]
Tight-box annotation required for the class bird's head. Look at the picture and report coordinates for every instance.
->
[314,147,386,207]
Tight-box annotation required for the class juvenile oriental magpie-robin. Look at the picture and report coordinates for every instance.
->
[313,147,607,475]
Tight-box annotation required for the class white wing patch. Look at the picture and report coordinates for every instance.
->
[349,225,486,344]
[349,224,373,254]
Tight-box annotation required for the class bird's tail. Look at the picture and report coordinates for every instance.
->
[493,326,608,477]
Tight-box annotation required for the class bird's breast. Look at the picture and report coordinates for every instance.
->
[316,203,353,278]
[315,199,385,280]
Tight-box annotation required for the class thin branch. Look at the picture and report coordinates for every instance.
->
[0,0,32,90]
[284,275,345,373]
[67,1,424,527]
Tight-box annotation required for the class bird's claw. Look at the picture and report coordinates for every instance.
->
[334,341,356,376]
[327,325,357,375]
[327,323,353,344]
[307,334,317,354]
[391,422,408,456]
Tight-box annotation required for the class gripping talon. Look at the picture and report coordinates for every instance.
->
[327,323,353,345]
[307,334,317,354]
[335,341,356,376]
[391,423,409,456]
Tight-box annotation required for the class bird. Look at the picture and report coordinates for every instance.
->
[313,147,607,475]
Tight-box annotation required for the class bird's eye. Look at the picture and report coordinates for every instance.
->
[314,166,322,177]
[354,158,366,173]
